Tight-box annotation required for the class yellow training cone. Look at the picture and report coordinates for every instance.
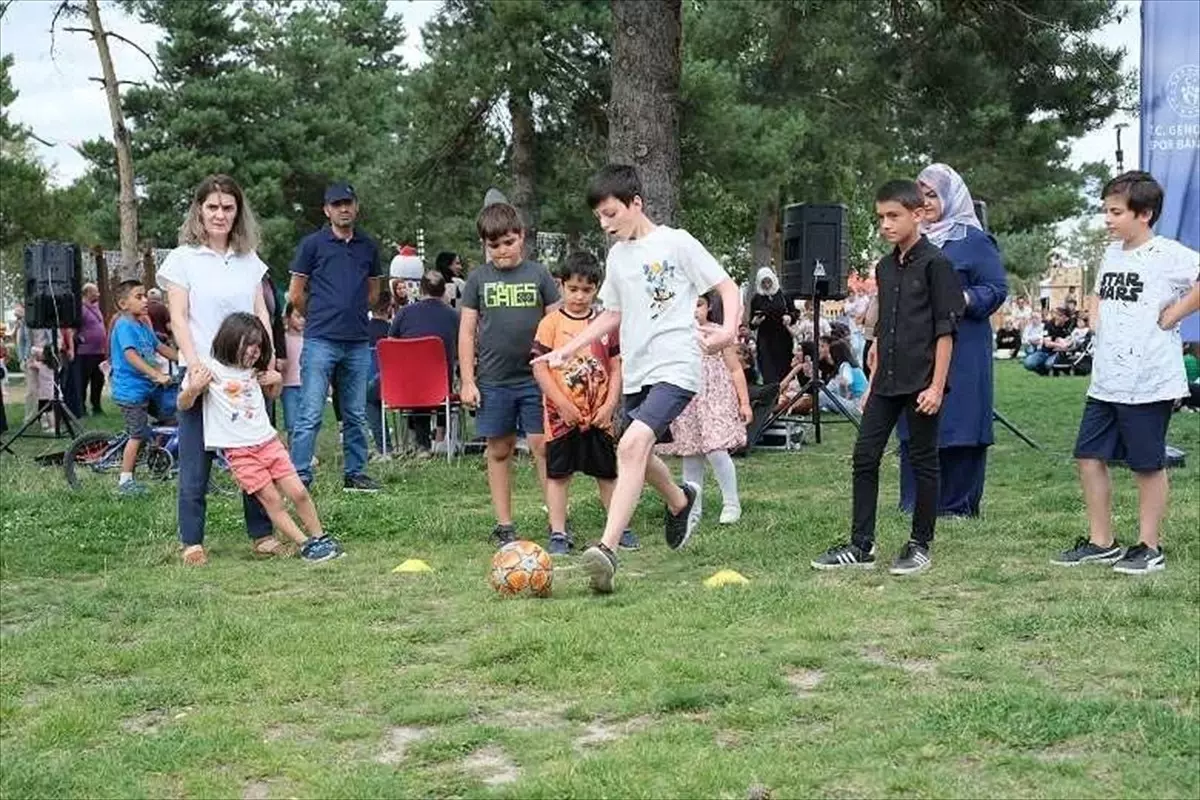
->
[704,569,749,588]
[393,559,433,573]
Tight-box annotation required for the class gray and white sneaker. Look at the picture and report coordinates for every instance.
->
[1112,543,1165,575]
[1051,537,1122,566]
[580,544,618,594]
[664,481,701,550]
[889,541,932,576]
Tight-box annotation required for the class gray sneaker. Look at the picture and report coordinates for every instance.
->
[118,479,149,497]
[1112,543,1165,575]
[889,541,932,576]
[580,544,618,594]
[1051,537,1122,566]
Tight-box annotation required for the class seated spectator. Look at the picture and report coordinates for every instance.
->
[1182,344,1200,411]
[1023,307,1074,375]
[825,336,867,413]
[994,316,1021,359]
[386,270,461,452]
[1054,311,1094,376]
[1020,312,1043,356]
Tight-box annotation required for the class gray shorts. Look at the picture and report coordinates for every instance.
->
[621,383,695,444]
[119,402,153,440]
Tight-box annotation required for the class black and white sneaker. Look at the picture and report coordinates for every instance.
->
[810,541,876,570]
[1051,537,1122,566]
[664,481,700,550]
[1112,543,1165,575]
[580,543,618,594]
[343,473,381,493]
[889,541,932,576]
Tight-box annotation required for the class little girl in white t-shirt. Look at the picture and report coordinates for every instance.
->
[177,312,343,564]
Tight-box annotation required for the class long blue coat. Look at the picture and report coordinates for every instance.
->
[900,226,1007,446]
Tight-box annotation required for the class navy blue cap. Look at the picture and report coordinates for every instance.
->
[324,183,357,204]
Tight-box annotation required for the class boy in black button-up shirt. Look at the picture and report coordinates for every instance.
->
[812,180,964,575]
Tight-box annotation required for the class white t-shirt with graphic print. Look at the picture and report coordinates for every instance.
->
[194,358,277,450]
[1089,236,1199,405]
[597,225,730,393]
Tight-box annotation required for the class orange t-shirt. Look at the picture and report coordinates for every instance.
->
[531,308,620,440]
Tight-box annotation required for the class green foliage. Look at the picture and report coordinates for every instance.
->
[995,226,1061,296]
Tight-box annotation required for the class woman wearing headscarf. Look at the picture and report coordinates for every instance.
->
[898,163,1007,518]
[749,267,794,385]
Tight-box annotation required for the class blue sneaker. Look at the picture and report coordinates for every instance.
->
[300,536,341,563]
[618,529,641,551]
[118,479,149,497]
[547,531,573,556]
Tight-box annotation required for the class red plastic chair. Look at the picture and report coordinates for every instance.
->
[377,336,463,462]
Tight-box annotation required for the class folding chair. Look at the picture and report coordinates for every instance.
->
[377,337,464,463]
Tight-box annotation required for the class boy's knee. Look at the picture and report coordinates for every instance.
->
[617,424,655,462]
[486,437,515,462]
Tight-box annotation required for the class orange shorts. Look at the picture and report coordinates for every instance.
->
[223,437,296,495]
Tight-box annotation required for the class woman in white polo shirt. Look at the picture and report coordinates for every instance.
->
[158,174,283,566]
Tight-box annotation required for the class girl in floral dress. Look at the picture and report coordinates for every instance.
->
[658,292,753,524]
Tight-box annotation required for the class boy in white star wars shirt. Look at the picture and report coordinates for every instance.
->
[178,312,344,563]
[1054,172,1200,574]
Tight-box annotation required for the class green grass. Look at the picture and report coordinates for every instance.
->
[1,362,1198,799]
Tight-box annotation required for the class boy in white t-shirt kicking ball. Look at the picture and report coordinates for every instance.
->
[1053,171,1200,574]
[534,164,740,593]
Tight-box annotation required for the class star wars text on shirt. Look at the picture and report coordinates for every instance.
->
[1098,272,1145,302]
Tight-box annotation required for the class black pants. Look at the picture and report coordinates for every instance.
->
[852,392,940,550]
[79,354,106,413]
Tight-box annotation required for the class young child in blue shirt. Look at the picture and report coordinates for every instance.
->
[108,280,177,496]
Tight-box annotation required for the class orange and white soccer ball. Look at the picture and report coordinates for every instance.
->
[490,540,553,598]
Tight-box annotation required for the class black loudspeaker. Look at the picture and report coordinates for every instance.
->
[24,241,82,329]
[780,203,849,301]
[974,199,989,232]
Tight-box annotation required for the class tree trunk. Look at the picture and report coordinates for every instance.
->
[751,196,777,272]
[86,0,138,280]
[608,0,681,226]
[508,89,538,260]
[92,246,111,320]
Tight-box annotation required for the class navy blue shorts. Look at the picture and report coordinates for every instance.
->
[621,383,696,444]
[1073,398,1173,472]
[477,380,544,439]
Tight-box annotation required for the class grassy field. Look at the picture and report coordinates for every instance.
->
[1,361,1197,799]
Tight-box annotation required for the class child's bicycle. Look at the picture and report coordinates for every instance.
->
[62,424,237,494]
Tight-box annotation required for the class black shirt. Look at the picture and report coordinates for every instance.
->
[872,236,964,397]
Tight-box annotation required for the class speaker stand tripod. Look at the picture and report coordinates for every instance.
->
[0,353,81,457]
[992,407,1039,449]
[803,267,862,442]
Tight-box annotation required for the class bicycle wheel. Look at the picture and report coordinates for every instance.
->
[63,431,122,490]
[207,452,240,497]
[146,445,175,480]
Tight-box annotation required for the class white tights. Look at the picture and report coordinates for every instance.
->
[681,450,740,517]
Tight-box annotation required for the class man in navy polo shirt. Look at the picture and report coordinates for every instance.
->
[287,182,384,492]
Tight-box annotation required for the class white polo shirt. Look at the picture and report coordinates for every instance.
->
[158,245,267,366]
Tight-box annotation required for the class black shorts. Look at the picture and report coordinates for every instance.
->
[1073,397,1173,473]
[620,382,696,444]
[546,427,617,480]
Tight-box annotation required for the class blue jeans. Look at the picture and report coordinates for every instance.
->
[365,377,384,454]
[1023,349,1057,375]
[281,386,301,443]
[177,400,272,547]
[290,337,370,482]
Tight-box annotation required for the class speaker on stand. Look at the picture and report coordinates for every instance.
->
[1,242,84,455]
[778,204,858,444]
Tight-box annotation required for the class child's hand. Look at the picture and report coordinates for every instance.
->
[556,400,582,428]
[153,371,172,386]
[258,369,283,390]
[916,386,943,415]
[188,363,213,387]
[532,349,567,369]
[591,401,617,428]
[739,401,753,425]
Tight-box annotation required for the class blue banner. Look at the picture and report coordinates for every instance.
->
[1141,0,1200,340]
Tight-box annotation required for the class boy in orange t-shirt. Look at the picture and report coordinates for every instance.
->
[531,252,635,555]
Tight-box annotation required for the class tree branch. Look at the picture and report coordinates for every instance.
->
[49,0,85,63]
[104,30,163,82]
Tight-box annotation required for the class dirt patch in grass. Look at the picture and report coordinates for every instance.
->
[486,703,569,731]
[241,778,292,800]
[462,745,520,786]
[573,715,655,751]
[715,729,742,749]
[785,668,825,696]
[861,645,937,675]
[376,726,431,765]
[120,708,170,735]
[263,723,315,744]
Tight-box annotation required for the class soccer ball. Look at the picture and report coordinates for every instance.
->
[490,540,553,598]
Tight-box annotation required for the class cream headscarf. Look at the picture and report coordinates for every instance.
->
[918,163,983,248]
[756,267,780,296]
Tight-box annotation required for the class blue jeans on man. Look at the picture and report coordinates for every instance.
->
[290,337,371,483]
[1023,349,1058,375]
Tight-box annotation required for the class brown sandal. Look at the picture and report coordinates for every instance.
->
[182,545,208,566]
[252,537,292,557]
